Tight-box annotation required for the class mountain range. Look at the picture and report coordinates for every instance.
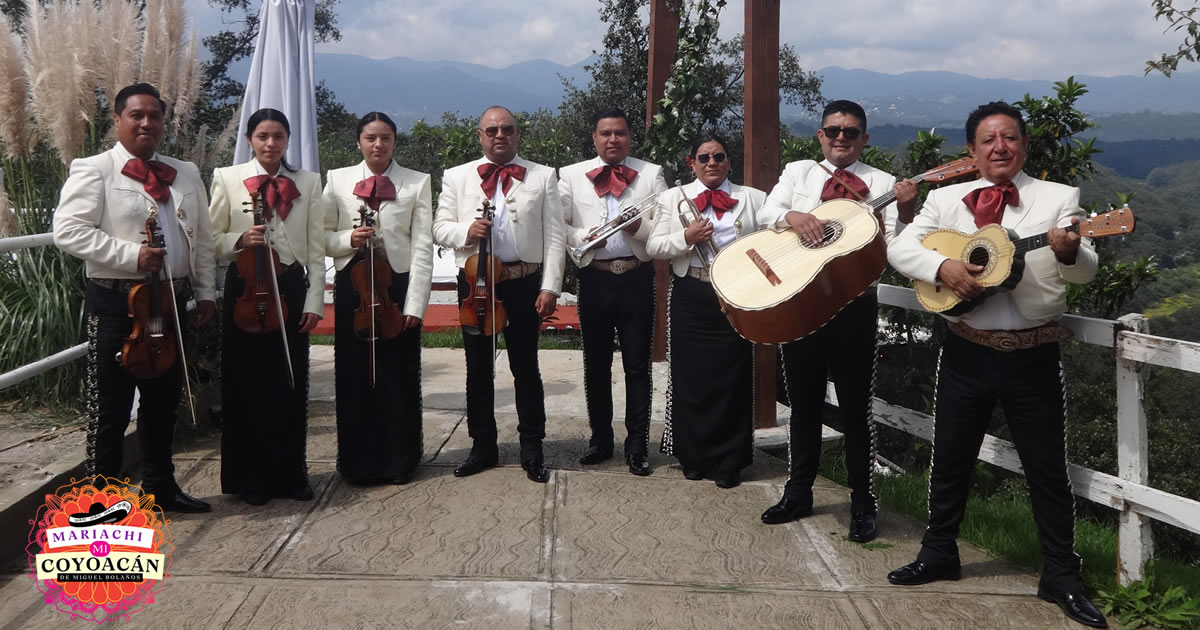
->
[248,53,1200,136]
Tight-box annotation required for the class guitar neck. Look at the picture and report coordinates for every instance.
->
[867,171,930,211]
[1012,223,1079,254]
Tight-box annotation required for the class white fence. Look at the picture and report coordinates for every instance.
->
[3,231,1198,585]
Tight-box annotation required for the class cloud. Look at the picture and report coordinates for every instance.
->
[183,0,1188,80]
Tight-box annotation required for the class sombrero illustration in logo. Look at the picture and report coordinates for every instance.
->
[66,500,132,527]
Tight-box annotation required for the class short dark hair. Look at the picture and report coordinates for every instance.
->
[245,108,295,172]
[821,100,867,129]
[591,107,630,131]
[114,83,166,116]
[965,101,1027,144]
[357,111,398,137]
[690,132,730,157]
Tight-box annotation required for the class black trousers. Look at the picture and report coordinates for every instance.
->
[577,263,654,456]
[917,331,1083,592]
[84,281,186,494]
[457,271,546,457]
[780,292,878,513]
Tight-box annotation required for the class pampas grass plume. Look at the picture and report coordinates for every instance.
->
[0,13,32,160]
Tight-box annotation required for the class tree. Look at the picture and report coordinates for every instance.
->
[558,0,823,175]
[201,0,341,105]
[1147,0,1200,76]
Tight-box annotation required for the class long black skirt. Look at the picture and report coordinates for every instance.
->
[220,263,310,496]
[660,274,753,475]
[333,265,423,484]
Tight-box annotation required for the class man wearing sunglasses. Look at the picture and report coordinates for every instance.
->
[433,105,565,484]
[757,100,917,543]
[559,108,667,476]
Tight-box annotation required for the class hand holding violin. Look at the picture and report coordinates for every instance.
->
[467,217,492,243]
[350,226,375,249]
[138,245,166,272]
[238,224,268,248]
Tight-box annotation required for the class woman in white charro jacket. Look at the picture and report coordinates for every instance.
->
[323,112,433,485]
[646,134,766,490]
[209,108,328,506]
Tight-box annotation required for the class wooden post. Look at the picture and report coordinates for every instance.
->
[648,0,679,363]
[744,0,781,428]
[1115,313,1153,585]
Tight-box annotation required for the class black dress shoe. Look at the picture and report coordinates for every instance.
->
[243,493,268,506]
[578,445,614,465]
[761,497,813,524]
[1038,586,1108,628]
[292,484,314,501]
[848,511,877,542]
[887,560,961,586]
[682,467,704,481]
[454,449,498,478]
[626,453,652,476]
[157,490,212,513]
[714,471,740,489]
[522,461,550,483]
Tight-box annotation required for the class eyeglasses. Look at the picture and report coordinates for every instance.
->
[821,126,862,140]
[481,125,516,138]
[695,152,727,164]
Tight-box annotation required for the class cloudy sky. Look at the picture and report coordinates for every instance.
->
[183,0,1186,80]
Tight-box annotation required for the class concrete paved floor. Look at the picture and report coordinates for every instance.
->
[0,347,1098,628]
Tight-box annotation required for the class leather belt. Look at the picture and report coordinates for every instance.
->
[589,257,642,275]
[948,321,1073,352]
[499,261,540,282]
[686,266,711,283]
[91,277,189,294]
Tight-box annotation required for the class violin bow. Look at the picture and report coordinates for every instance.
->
[259,192,296,389]
[153,209,199,427]
[363,204,377,388]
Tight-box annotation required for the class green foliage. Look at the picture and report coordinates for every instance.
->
[1015,77,1100,186]
[1147,0,1200,77]
[646,0,728,182]
[1098,563,1200,630]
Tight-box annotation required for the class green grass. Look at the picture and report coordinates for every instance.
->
[816,450,1200,625]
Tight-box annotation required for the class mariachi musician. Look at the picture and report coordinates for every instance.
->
[324,112,433,485]
[559,107,666,476]
[209,108,328,506]
[756,100,916,544]
[646,133,766,490]
[432,105,565,484]
[53,83,214,513]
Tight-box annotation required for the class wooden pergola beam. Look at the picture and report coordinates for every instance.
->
[744,0,782,428]
[648,0,679,363]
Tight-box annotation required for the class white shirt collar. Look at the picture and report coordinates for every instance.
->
[361,160,394,179]
[820,159,860,173]
[253,160,282,177]
[114,142,161,165]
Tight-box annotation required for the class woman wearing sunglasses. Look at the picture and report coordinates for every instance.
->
[646,133,766,489]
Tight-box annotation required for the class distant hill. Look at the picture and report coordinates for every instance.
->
[230,53,1200,132]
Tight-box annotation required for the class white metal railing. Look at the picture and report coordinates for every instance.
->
[0,230,86,391]
[873,284,1200,586]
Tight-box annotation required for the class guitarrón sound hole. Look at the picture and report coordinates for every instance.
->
[799,220,845,249]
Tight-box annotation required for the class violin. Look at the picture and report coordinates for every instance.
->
[459,200,507,336]
[120,213,178,379]
[349,204,405,386]
[232,188,295,388]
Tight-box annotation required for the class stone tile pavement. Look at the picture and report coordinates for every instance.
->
[0,347,1097,628]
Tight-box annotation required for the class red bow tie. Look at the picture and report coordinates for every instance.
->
[962,182,1020,228]
[477,162,526,199]
[693,188,736,219]
[586,163,638,198]
[121,158,177,203]
[243,174,301,221]
[819,169,870,202]
[353,174,397,211]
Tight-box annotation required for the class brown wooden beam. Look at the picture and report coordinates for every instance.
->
[647,0,679,363]
[744,0,782,429]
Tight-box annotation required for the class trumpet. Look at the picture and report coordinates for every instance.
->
[570,193,660,265]
[676,184,719,271]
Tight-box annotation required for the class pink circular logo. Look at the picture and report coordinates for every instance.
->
[89,541,111,557]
